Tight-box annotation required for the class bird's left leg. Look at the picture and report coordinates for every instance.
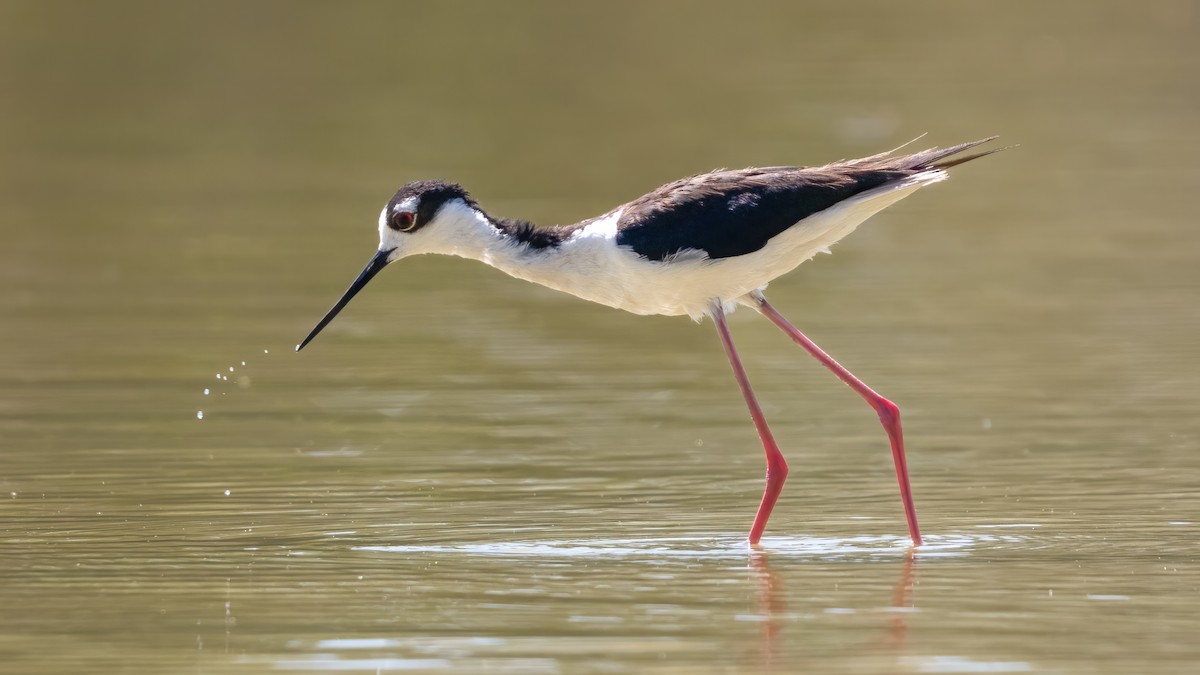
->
[740,291,922,545]
[711,301,789,545]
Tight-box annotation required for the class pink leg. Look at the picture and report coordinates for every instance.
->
[712,302,789,545]
[748,293,922,546]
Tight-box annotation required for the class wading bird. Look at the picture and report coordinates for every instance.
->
[297,137,1000,545]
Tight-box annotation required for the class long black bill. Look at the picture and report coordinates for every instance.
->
[295,248,394,352]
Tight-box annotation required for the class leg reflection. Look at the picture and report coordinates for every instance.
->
[877,549,918,653]
[746,547,919,668]
[748,548,784,668]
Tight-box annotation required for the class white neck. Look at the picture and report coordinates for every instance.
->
[411,199,537,270]
[405,198,636,313]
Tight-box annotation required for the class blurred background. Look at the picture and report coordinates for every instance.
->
[1,1,1198,673]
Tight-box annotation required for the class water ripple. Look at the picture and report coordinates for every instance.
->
[355,531,1029,561]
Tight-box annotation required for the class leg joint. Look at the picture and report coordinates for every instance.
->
[766,456,789,483]
[875,397,900,427]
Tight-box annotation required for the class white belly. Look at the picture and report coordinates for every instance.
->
[493,171,945,319]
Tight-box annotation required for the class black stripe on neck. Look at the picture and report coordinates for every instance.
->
[490,217,572,250]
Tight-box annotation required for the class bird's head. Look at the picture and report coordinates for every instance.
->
[296,180,475,351]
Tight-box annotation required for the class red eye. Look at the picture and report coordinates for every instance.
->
[390,210,415,231]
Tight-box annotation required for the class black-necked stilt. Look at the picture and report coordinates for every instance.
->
[297,137,1002,545]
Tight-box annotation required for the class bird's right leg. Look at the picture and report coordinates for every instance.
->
[741,291,922,546]
[711,301,789,545]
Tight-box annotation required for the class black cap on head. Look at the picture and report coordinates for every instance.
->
[387,180,475,232]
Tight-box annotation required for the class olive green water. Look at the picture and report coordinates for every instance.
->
[3,2,1199,673]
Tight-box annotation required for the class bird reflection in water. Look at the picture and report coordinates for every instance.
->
[748,549,786,667]
[747,548,918,669]
[878,550,918,654]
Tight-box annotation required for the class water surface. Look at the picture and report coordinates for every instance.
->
[2,1,1199,672]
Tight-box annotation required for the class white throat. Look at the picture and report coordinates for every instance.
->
[404,199,528,268]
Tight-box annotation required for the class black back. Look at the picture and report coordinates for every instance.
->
[614,167,906,260]
[613,137,999,261]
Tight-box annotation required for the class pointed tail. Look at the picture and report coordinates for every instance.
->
[886,136,1009,172]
